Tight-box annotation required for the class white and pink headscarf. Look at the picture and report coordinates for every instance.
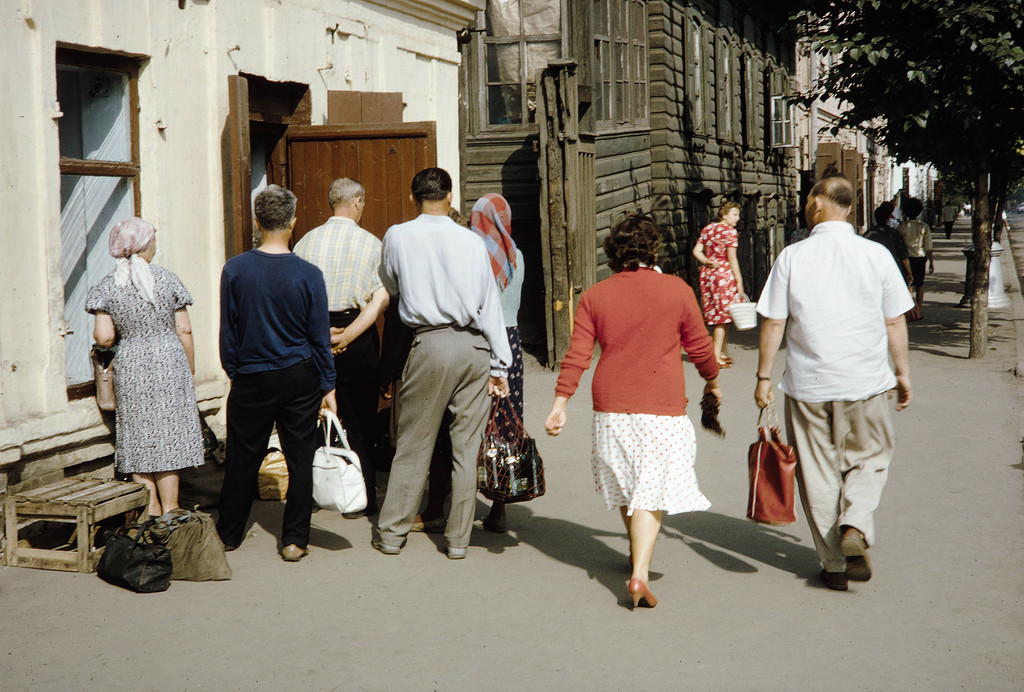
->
[108,217,156,305]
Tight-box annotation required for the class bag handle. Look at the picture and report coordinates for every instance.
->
[756,399,782,432]
[319,409,352,451]
[485,396,527,441]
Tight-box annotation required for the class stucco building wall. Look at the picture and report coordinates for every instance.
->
[0,0,479,499]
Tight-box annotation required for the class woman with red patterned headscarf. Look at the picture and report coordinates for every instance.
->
[468,193,525,533]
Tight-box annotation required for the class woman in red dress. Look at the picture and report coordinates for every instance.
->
[693,201,745,367]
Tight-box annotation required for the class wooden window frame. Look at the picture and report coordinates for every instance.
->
[593,0,648,130]
[686,15,705,135]
[716,33,735,143]
[56,48,142,213]
[768,66,794,149]
[475,3,569,133]
[57,47,142,401]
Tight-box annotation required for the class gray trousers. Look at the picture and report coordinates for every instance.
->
[376,326,491,550]
[785,393,894,572]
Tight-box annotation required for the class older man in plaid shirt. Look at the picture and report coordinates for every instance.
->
[294,177,389,516]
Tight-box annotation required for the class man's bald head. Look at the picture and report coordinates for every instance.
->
[806,174,854,226]
[809,175,854,210]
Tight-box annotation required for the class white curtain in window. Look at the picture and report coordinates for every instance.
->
[60,176,130,385]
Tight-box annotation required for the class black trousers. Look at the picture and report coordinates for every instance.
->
[331,311,381,512]
[217,359,322,548]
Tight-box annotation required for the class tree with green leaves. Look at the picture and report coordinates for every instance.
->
[798,0,1024,357]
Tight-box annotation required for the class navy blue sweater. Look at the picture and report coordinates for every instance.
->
[219,250,335,392]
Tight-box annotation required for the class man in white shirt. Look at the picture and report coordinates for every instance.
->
[373,167,511,560]
[754,175,913,591]
[941,203,957,239]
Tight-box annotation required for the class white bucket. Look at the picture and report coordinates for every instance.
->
[727,301,757,330]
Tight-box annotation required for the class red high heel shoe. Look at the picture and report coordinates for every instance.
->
[627,578,658,608]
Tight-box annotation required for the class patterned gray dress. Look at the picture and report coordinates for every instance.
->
[85,265,203,474]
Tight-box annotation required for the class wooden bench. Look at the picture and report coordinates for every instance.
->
[4,478,148,573]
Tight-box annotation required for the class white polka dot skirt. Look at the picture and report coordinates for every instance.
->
[591,412,711,516]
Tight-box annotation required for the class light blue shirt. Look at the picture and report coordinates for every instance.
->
[379,214,511,377]
[498,248,524,328]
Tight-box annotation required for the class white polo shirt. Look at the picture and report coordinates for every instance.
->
[757,221,914,402]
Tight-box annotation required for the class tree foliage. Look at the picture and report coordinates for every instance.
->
[796,1,1024,357]
[798,0,1024,186]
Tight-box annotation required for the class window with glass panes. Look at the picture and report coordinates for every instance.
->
[593,0,648,127]
[483,0,563,127]
[57,48,141,391]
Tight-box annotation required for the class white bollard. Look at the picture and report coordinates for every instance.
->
[988,241,1010,309]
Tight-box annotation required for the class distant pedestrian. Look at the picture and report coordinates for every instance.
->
[373,167,511,561]
[941,203,957,239]
[294,177,389,517]
[693,201,745,368]
[546,213,721,609]
[864,202,912,284]
[754,174,913,592]
[217,185,337,562]
[898,197,934,312]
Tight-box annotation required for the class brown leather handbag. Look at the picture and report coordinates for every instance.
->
[746,403,797,525]
[91,346,116,412]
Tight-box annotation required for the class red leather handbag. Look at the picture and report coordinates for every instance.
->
[746,403,797,525]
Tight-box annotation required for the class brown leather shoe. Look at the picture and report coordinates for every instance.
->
[819,569,849,591]
[281,544,308,562]
[840,526,872,581]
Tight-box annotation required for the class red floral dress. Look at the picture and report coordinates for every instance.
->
[697,222,740,325]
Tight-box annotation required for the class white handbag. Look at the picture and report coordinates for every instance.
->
[312,410,368,514]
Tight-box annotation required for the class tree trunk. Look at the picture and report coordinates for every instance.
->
[969,170,992,359]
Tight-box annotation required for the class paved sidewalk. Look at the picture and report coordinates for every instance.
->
[1,218,1022,691]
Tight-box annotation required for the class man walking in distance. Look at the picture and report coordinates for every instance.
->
[217,185,336,562]
[373,167,511,560]
[941,202,958,239]
[294,177,389,516]
[754,175,913,591]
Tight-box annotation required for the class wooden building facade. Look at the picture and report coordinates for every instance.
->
[458,0,800,363]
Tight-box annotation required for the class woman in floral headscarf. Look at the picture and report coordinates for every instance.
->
[469,193,524,533]
[86,217,203,517]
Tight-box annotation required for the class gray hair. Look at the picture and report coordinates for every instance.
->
[254,185,297,231]
[328,178,364,210]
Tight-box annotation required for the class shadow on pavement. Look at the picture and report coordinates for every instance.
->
[498,504,639,609]
[661,511,818,579]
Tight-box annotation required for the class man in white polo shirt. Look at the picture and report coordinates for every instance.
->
[754,175,913,591]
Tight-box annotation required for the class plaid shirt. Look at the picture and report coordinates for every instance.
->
[293,216,383,311]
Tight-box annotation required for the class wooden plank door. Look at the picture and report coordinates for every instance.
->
[283,122,437,242]
[537,60,597,366]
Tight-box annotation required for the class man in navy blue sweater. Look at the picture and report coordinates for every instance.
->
[217,185,336,562]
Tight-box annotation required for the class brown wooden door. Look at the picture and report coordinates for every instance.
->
[283,122,437,242]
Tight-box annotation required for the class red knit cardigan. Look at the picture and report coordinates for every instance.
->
[554,268,718,416]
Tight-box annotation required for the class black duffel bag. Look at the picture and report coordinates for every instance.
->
[97,519,172,593]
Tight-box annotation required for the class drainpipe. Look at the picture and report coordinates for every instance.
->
[809,47,818,178]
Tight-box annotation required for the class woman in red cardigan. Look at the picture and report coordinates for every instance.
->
[545,213,721,609]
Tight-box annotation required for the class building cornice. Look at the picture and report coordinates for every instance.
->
[364,0,483,32]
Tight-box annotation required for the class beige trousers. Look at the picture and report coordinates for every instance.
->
[784,393,895,572]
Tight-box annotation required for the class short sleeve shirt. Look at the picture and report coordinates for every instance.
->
[757,221,914,402]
